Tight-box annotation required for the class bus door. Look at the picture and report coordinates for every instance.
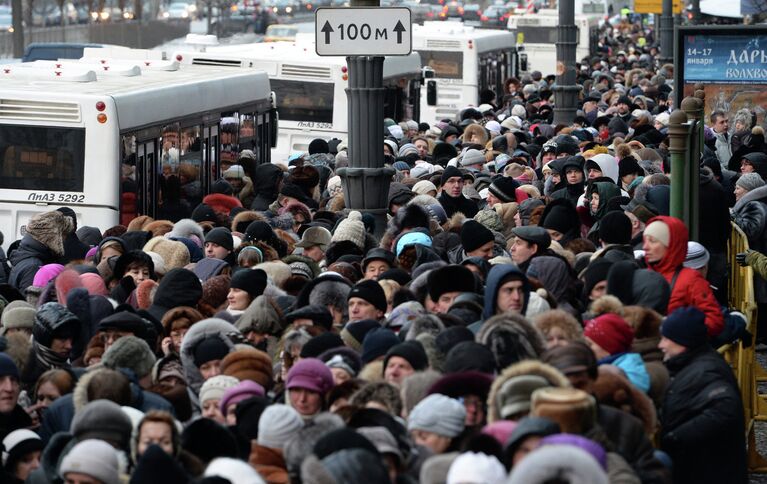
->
[134,138,158,220]
[202,123,219,194]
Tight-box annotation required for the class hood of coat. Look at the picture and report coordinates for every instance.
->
[483,264,531,320]
[253,164,284,197]
[179,318,242,392]
[486,359,570,423]
[733,184,767,213]
[644,215,688,276]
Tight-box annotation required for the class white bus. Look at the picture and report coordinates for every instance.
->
[507,10,602,77]
[173,35,424,164]
[412,22,520,126]
[0,48,276,243]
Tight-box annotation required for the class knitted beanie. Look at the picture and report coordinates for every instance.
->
[205,227,234,252]
[59,439,119,484]
[383,341,429,372]
[71,400,132,450]
[736,172,766,192]
[1,301,36,335]
[488,176,519,203]
[598,211,632,245]
[684,241,710,270]
[143,237,190,271]
[348,279,387,313]
[460,149,486,167]
[199,375,240,404]
[643,220,670,247]
[258,404,304,449]
[230,268,268,300]
[661,306,708,348]
[101,335,156,378]
[473,209,504,233]
[194,338,231,367]
[460,220,494,253]
[413,180,438,195]
[331,211,367,251]
[32,264,66,288]
[408,394,466,437]
[361,328,400,364]
[341,319,382,351]
[583,313,635,355]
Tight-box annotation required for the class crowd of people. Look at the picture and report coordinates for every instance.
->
[0,12,761,484]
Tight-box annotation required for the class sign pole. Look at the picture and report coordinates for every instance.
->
[552,0,579,124]
[659,0,674,65]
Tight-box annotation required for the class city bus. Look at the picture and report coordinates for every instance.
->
[173,34,424,163]
[412,22,520,125]
[0,48,276,243]
[507,10,602,77]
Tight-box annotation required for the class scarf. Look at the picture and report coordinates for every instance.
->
[34,340,69,371]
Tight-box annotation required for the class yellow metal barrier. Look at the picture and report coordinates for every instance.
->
[723,222,767,472]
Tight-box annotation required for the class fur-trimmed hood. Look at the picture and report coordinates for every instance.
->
[203,193,243,216]
[476,312,546,370]
[179,318,242,392]
[231,210,268,234]
[168,219,205,246]
[486,359,570,423]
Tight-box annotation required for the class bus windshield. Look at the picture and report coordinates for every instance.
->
[0,125,85,191]
[418,50,464,79]
[517,26,558,44]
[271,79,334,124]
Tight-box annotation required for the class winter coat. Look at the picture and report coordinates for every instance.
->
[486,359,569,423]
[0,404,33,441]
[26,431,77,484]
[732,184,767,302]
[236,176,256,208]
[660,345,747,484]
[251,164,284,211]
[438,192,478,218]
[713,129,732,167]
[9,234,60,291]
[745,250,767,281]
[179,318,242,394]
[645,216,723,337]
[631,335,669,407]
[248,443,290,484]
[698,167,731,254]
[482,264,531,321]
[598,353,650,393]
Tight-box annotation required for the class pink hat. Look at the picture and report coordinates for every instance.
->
[482,420,518,446]
[33,264,65,288]
[80,273,108,296]
[219,380,265,416]
[286,358,334,394]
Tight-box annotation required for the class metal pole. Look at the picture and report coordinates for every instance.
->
[668,109,689,226]
[681,93,704,241]
[11,0,24,58]
[659,0,673,65]
[690,0,701,24]
[336,0,394,239]
[552,0,579,125]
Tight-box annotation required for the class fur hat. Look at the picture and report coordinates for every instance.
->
[0,301,36,335]
[477,313,546,370]
[530,387,597,434]
[507,444,608,484]
[220,347,273,390]
[101,335,156,378]
[332,211,367,251]
[143,237,190,271]
[427,265,476,302]
[26,211,73,256]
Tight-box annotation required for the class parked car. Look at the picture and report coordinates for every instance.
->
[264,0,299,16]
[462,3,481,24]
[481,4,510,28]
[439,1,463,20]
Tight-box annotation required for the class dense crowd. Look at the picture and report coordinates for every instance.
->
[0,13,762,484]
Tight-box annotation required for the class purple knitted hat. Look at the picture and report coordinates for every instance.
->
[33,264,66,287]
[219,380,266,416]
[541,433,607,470]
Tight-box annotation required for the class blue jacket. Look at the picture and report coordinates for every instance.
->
[599,352,651,393]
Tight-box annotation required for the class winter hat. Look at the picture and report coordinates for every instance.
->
[441,166,463,185]
[446,452,507,484]
[460,220,494,253]
[541,434,607,470]
[230,268,268,300]
[361,328,401,364]
[393,161,411,172]
[211,178,234,195]
[496,374,551,419]
[34,302,80,348]
[220,381,266,417]
[583,313,634,355]
[332,211,367,251]
[205,227,234,252]
[618,157,643,179]
[59,439,119,484]
[193,337,231,367]
[300,332,345,358]
[285,305,333,331]
[736,172,766,192]
[221,347,274,390]
[408,394,466,438]
[33,263,66,288]
[143,237,190,271]
[443,341,496,374]
[488,177,520,203]
[0,353,19,380]
[341,319,381,350]
[205,457,266,484]
[102,336,156,378]
[684,241,710,270]
[286,358,334,394]
[395,231,432,256]
[597,211,632,245]
[320,347,363,377]
[505,416,561,455]
[385,301,426,331]
[71,400,132,450]
[530,387,597,434]
[309,138,330,155]
[428,371,494,402]
[181,419,238,464]
[26,211,71,256]
[348,279,387,313]
[507,444,608,484]
[427,265,476,302]
[199,375,240,404]
[460,149,486,168]
[130,444,188,484]
[384,341,429,372]
[413,180,438,195]
[258,404,304,449]
[661,306,708,348]
[0,301,36,335]
[2,429,43,468]
[643,220,670,247]
[313,428,379,460]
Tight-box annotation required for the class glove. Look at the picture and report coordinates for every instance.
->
[736,251,752,267]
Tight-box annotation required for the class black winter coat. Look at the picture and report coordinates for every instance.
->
[8,235,59,291]
[438,192,479,218]
[698,168,730,254]
[660,345,747,484]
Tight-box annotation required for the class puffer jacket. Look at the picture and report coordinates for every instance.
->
[712,129,732,167]
[733,184,767,302]
[179,318,242,394]
[645,216,723,337]
[486,359,570,423]
[660,345,747,484]
[8,234,59,291]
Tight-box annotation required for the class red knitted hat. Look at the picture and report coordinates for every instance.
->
[584,313,634,355]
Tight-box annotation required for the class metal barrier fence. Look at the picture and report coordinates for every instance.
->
[721,222,767,471]
[0,20,190,59]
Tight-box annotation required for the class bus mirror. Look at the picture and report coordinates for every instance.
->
[270,91,278,110]
[427,81,437,106]
[520,54,528,72]
[422,66,435,79]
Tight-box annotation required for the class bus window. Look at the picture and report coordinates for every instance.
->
[270,79,334,124]
[121,135,139,226]
[0,125,85,192]
[417,51,464,79]
[161,123,181,178]
[220,115,240,174]
[179,126,203,210]
[239,114,256,153]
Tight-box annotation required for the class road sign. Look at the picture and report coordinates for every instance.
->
[633,0,683,14]
[315,7,412,56]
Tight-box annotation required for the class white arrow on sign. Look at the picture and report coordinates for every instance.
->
[315,7,412,57]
